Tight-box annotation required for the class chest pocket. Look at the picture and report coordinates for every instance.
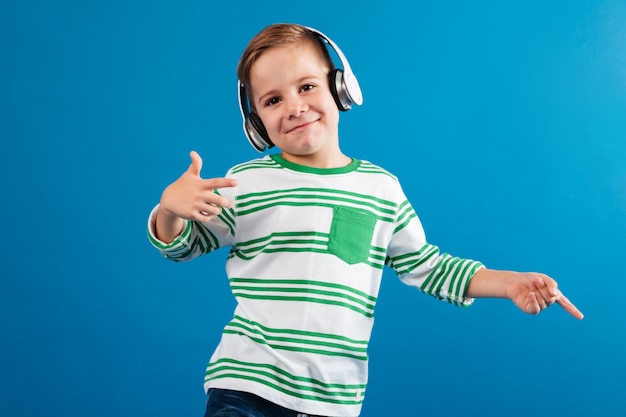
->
[328,206,376,265]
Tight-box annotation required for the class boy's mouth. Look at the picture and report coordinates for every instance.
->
[286,119,319,133]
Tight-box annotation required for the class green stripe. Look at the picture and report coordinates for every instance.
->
[388,243,480,306]
[222,330,367,361]
[241,239,327,254]
[237,233,328,253]
[450,260,473,300]
[356,162,398,180]
[237,190,395,211]
[230,284,374,309]
[238,231,327,246]
[147,219,192,250]
[420,253,455,295]
[237,201,394,223]
[237,187,395,211]
[206,358,366,389]
[193,223,220,254]
[420,256,480,306]
[223,323,368,361]
[231,234,386,269]
[230,158,281,174]
[230,293,375,318]
[212,190,236,236]
[231,315,368,345]
[229,278,377,302]
[205,358,365,404]
[204,372,362,404]
[217,209,236,237]
[453,261,483,304]
[431,256,463,297]
[394,201,418,233]
[238,186,391,201]
[230,247,385,270]
[393,211,417,234]
[390,244,439,274]
[233,246,328,261]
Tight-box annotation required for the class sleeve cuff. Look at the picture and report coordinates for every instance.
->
[457,262,486,308]
[146,204,191,252]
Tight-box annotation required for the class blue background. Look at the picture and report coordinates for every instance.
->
[2,0,625,416]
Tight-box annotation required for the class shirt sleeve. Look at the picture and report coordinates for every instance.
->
[146,203,236,262]
[385,198,484,308]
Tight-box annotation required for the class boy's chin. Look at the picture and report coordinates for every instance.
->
[280,139,320,154]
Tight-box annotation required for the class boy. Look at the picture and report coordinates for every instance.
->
[147,23,583,417]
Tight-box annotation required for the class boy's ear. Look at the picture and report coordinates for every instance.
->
[239,81,274,152]
[329,69,351,112]
[247,111,274,151]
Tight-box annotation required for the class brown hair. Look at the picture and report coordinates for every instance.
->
[237,23,335,91]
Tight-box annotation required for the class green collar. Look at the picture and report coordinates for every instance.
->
[270,154,361,175]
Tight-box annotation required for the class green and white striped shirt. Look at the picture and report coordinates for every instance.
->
[147,154,483,416]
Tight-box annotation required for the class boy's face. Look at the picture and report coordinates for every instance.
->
[248,43,343,167]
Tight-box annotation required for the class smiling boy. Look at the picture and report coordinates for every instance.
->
[246,39,345,168]
[148,23,582,417]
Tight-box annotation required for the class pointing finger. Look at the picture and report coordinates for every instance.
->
[202,177,238,191]
[556,291,584,320]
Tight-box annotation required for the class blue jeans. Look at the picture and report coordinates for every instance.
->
[203,388,327,417]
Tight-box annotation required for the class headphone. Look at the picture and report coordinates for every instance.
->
[238,26,363,152]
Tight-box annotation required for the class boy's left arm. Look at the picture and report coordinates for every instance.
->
[466,268,584,320]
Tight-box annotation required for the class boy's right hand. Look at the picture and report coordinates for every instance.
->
[155,151,237,242]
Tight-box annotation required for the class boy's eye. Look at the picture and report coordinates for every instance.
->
[265,97,280,107]
[301,84,315,92]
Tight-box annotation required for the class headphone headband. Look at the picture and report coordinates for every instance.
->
[305,26,363,106]
[239,25,362,152]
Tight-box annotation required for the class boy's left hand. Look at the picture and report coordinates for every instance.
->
[506,272,584,320]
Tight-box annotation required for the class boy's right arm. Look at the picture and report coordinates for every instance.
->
[155,151,237,244]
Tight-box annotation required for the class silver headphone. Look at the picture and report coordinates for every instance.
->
[238,26,363,152]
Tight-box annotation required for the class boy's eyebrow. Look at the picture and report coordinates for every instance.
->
[255,88,279,107]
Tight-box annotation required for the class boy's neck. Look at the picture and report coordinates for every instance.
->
[279,151,352,169]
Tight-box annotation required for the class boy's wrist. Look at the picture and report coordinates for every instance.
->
[467,268,514,299]
[154,206,185,243]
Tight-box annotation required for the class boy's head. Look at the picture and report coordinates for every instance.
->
[237,24,363,154]
[237,24,335,107]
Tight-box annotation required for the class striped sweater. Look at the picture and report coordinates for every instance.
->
[147,154,483,416]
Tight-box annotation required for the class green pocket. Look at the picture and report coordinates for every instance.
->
[328,206,376,265]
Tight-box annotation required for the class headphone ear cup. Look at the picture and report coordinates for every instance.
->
[328,69,351,112]
[248,111,274,150]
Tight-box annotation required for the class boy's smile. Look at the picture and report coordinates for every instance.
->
[249,43,349,168]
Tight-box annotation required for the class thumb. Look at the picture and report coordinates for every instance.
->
[187,150,203,177]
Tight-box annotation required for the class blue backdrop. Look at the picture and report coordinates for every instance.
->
[2,1,625,416]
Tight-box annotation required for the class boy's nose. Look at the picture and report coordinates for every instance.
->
[287,97,308,118]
